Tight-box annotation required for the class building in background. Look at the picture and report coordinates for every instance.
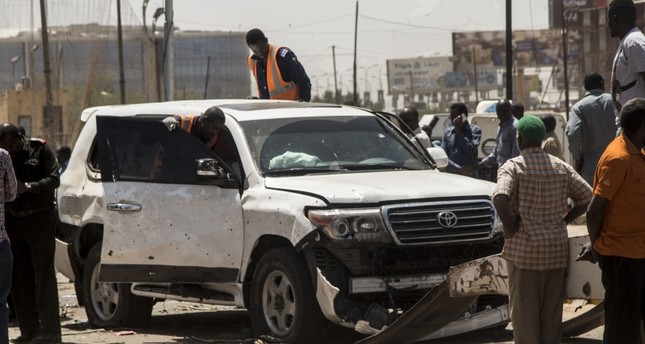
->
[0,24,250,147]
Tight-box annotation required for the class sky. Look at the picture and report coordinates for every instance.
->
[1,0,552,97]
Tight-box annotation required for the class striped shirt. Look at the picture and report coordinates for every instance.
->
[493,147,592,271]
[0,148,17,243]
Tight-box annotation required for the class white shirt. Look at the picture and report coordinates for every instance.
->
[612,27,645,123]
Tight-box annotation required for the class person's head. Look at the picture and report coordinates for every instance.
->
[583,73,605,92]
[541,115,557,134]
[619,98,645,146]
[246,28,269,59]
[0,123,24,157]
[398,106,420,132]
[516,115,546,150]
[57,146,72,163]
[511,102,524,120]
[449,102,468,121]
[198,106,226,140]
[607,0,636,39]
[496,99,513,122]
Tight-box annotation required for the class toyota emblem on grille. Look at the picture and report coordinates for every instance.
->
[437,211,458,228]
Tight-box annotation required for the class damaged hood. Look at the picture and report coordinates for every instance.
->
[264,170,495,204]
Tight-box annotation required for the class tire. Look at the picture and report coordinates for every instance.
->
[82,243,154,328]
[250,247,328,343]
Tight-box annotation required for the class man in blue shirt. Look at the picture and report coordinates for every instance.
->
[478,99,520,172]
[441,102,481,176]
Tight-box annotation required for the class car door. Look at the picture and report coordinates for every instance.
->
[95,115,244,284]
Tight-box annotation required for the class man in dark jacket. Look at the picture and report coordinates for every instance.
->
[0,123,61,343]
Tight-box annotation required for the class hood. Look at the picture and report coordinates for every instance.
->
[264,170,495,204]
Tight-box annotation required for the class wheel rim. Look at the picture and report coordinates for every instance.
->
[262,270,296,336]
[90,262,120,321]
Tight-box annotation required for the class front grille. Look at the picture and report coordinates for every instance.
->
[384,199,495,245]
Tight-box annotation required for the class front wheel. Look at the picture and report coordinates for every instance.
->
[82,243,154,328]
[249,247,328,343]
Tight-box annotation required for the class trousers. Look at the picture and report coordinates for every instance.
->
[0,239,12,344]
[6,209,61,338]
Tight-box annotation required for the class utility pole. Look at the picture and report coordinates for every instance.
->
[39,0,62,142]
[204,56,211,99]
[353,1,358,105]
[332,45,339,104]
[117,0,126,104]
[164,0,174,101]
[561,0,570,116]
[505,0,513,100]
[473,46,479,104]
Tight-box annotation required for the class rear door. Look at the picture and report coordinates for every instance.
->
[95,115,244,283]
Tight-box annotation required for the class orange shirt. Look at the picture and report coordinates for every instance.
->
[593,134,645,258]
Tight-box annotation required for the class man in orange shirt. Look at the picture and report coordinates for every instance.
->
[586,97,645,344]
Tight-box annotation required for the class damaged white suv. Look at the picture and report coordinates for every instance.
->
[56,100,507,343]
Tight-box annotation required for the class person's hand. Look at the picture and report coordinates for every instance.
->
[453,114,464,131]
[162,117,179,131]
[575,241,598,264]
[17,182,29,195]
[458,165,475,177]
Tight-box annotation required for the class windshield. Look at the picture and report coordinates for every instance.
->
[240,115,433,176]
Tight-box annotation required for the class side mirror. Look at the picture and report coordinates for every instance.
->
[196,158,227,179]
[427,147,449,170]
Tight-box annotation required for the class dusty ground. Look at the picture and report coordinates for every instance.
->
[8,273,604,344]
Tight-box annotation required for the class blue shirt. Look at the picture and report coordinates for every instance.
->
[481,117,519,168]
[440,122,481,173]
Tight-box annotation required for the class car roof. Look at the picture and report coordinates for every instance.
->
[80,99,374,122]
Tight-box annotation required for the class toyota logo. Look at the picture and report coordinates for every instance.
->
[437,211,458,228]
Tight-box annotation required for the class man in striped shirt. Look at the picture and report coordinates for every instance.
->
[493,115,592,343]
[0,145,17,344]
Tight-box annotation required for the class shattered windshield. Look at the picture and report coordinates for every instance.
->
[240,115,433,176]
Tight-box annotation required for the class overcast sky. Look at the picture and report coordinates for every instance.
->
[2,0,551,95]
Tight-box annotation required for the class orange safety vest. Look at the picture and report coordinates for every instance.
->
[247,44,300,100]
[175,115,217,149]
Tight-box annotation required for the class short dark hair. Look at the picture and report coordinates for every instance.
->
[511,102,524,115]
[541,115,557,133]
[620,98,645,133]
[201,106,226,125]
[246,29,266,45]
[57,146,72,161]
[584,73,604,91]
[0,123,20,141]
[609,0,636,22]
[450,102,468,116]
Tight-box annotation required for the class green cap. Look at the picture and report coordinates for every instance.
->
[517,115,546,142]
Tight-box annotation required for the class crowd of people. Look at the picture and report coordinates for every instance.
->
[2,1,645,342]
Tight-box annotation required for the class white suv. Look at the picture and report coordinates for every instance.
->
[56,100,507,343]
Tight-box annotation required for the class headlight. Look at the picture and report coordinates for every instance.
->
[307,208,392,243]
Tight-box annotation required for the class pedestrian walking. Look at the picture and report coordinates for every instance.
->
[585,98,645,344]
[246,28,311,101]
[566,73,618,184]
[541,115,563,160]
[0,123,61,344]
[493,115,592,343]
[0,139,17,344]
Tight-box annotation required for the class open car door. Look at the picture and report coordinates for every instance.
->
[95,115,244,284]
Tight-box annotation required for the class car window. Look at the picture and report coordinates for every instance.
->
[97,117,217,184]
[239,115,431,175]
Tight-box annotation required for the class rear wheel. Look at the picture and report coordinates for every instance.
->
[250,247,328,343]
[82,243,154,328]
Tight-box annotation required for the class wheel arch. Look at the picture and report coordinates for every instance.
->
[242,234,297,308]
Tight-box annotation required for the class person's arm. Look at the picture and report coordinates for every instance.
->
[277,48,311,101]
[1,151,17,202]
[564,167,592,224]
[492,161,519,238]
[510,125,520,158]
[479,128,499,168]
[26,143,60,192]
[441,131,461,171]
[586,195,608,245]
[566,106,583,163]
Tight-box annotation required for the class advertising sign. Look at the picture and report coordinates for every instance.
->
[549,0,609,29]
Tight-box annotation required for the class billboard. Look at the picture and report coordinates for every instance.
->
[452,29,580,72]
[549,0,609,29]
[386,56,498,94]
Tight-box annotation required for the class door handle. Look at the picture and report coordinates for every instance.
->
[107,202,142,212]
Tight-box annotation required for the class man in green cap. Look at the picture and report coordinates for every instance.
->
[492,115,592,343]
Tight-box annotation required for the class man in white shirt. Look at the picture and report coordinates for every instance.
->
[398,107,432,150]
[608,0,645,116]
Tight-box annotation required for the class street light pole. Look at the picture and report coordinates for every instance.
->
[505,0,513,100]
